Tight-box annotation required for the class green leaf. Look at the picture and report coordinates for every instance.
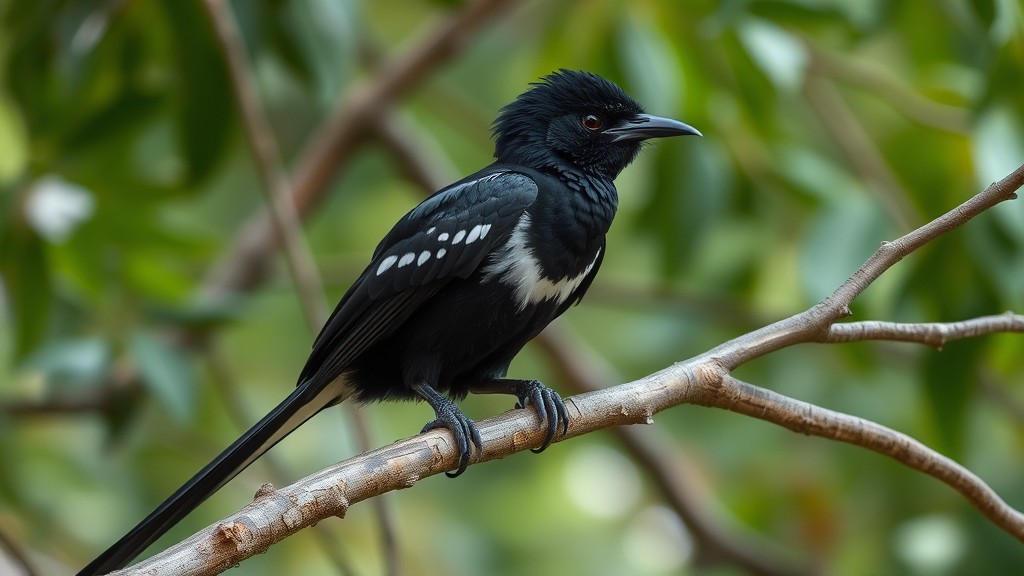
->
[161,0,235,185]
[800,192,887,302]
[128,329,197,423]
[0,96,28,184]
[23,337,111,389]
[641,139,732,280]
[0,216,52,360]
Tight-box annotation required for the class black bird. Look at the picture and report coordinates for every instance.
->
[78,69,700,575]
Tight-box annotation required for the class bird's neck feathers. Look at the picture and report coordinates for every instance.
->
[491,70,646,181]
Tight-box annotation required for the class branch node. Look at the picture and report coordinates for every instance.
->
[217,521,252,549]
[254,483,276,499]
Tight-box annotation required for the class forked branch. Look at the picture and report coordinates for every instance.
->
[109,165,1024,575]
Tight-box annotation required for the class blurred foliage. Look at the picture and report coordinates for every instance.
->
[1,0,1023,574]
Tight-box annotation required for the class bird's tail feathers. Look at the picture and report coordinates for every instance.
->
[77,376,350,576]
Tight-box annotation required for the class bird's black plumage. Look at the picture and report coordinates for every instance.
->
[77,69,700,575]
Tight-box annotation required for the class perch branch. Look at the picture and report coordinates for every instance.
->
[368,102,814,576]
[536,327,819,576]
[108,168,1024,576]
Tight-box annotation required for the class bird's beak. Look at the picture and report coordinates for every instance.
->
[605,114,702,142]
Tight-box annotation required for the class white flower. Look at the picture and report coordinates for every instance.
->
[24,176,95,242]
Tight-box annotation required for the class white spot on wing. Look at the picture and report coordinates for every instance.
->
[480,224,492,238]
[417,250,431,266]
[438,232,449,242]
[426,227,436,235]
[465,224,483,244]
[481,213,601,311]
[452,230,466,244]
[377,255,398,276]
[437,248,447,258]
[398,252,416,268]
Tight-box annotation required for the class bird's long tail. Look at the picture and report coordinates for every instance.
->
[77,378,346,576]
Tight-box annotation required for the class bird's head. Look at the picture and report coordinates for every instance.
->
[493,69,700,180]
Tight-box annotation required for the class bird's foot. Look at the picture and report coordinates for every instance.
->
[414,383,482,477]
[513,380,569,453]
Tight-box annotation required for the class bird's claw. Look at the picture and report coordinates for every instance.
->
[513,380,569,453]
[421,408,483,478]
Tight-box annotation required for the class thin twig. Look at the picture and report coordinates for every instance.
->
[805,42,970,134]
[703,163,1024,368]
[201,0,327,329]
[804,76,921,230]
[823,313,1024,348]
[200,2,405,572]
[1,392,110,415]
[701,374,1024,538]
[202,0,521,297]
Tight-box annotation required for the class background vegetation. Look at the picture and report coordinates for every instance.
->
[1,0,1023,574]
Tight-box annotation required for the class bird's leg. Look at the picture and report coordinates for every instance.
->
[470,379,569,453]
[411,382,483,477]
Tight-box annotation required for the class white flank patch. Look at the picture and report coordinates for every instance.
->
[398,252,416,268]
[417,250,431,266]
[482,214,601,310]
[377,255,398,276]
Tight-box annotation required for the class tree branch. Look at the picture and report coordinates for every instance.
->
[702,163,1024,369]
[200,2,402,572]
[823,313,1024,348]
[109,164,1024,574]
[536,327,820,576]
[804,75,921,230]
[202,0,521,298]
[369,105,816,576]
[201,0,327,329]
[700,374,1024,539]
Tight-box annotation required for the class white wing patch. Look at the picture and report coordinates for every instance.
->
[377,222,485,277]
[376,255,398,276]
[482,213,601,310]
[373,170,527,281]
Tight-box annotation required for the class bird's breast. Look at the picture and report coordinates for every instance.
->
[481,213,602,311]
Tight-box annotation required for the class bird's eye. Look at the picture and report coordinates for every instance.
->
[582,114,603,131]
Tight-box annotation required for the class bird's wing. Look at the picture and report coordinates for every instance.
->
[298,168,539,388]
[75,169,540,576]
